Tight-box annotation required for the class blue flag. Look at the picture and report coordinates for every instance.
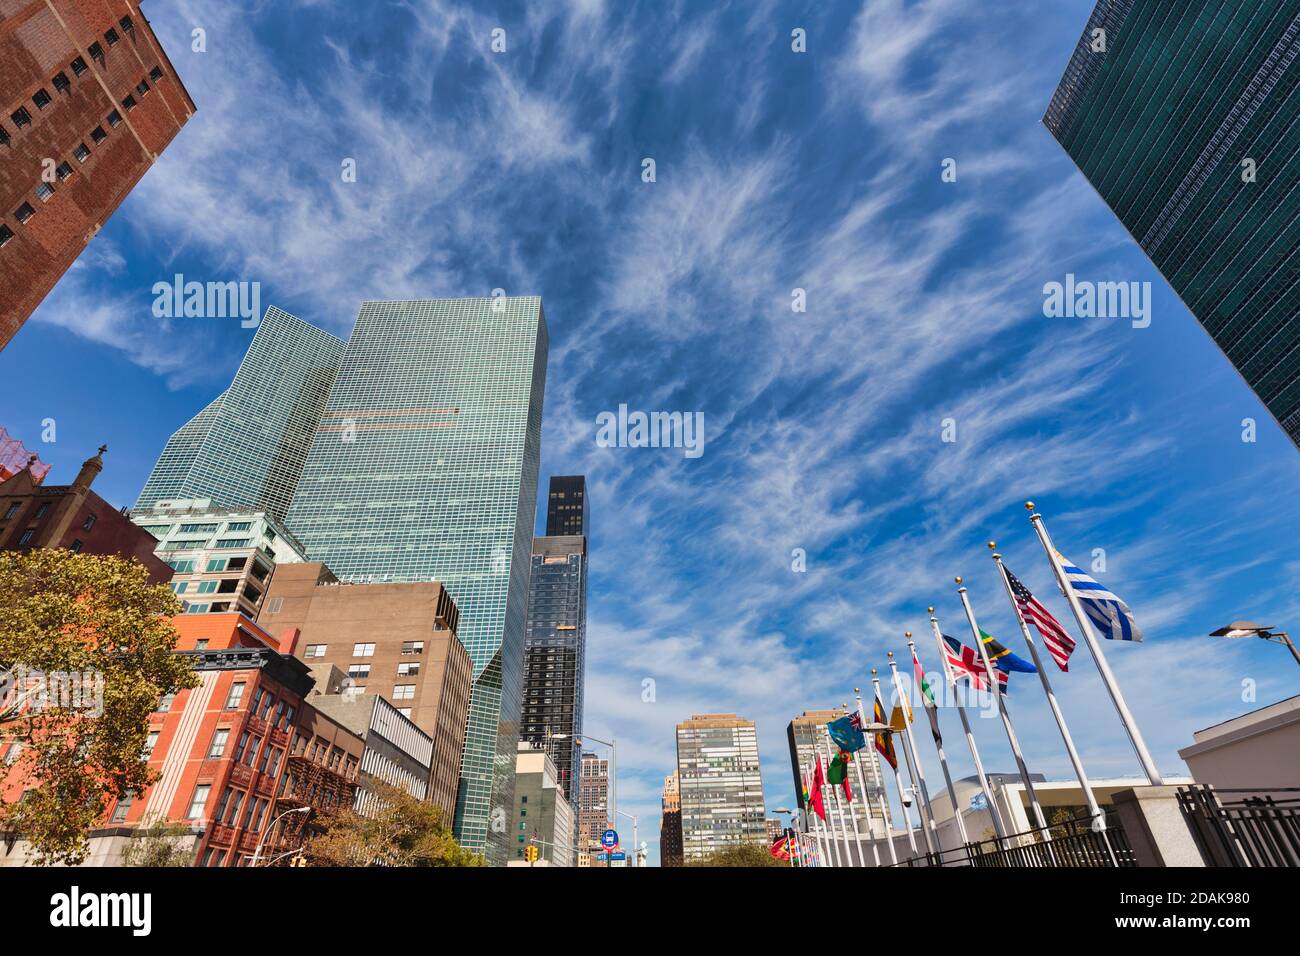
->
[979,628,1037,674]
[827,714,866,753]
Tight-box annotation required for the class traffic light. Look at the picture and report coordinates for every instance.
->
[290,855,307,867]
[524,845,539,863]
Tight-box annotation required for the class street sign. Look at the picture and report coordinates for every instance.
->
[596,851,626,861]
[601,829,619,849]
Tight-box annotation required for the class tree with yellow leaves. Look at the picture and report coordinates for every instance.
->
[0,549,198,865]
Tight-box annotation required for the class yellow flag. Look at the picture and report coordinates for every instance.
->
[889,703,912,731]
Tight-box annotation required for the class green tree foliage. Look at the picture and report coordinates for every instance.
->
[119,817,196,867]
[686,843,783,867]
[302,779,485,867]
[0,549,198,865]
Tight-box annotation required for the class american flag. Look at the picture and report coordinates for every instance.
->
[1004,565,1076,671]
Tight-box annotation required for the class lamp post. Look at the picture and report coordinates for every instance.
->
[773,806,799,867]
[614,809,638,867]
[1209,621,1300,668]
[250,806,310,867]
[551,731,616,859]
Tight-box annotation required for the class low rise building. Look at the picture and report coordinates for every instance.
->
[1178,695,1300,794]
[131,498,308,618]
[0,446,170,581]
[308,678,435,816]
[256,562,473,820]
[507,743,575,866]
[0,613,364,868]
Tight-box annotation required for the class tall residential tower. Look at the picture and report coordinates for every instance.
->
[285,297,548,863]
[675,713,767,862]
[520,476,589,810]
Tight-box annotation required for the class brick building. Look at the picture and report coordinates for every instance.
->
[0,445,170,582]
[256,562,474,820]
[0,614,364,867]
[0,0,195,347]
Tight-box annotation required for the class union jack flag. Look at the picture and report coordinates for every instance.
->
[942,634,1010,693]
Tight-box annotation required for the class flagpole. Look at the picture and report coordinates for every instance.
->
[887,649,939,858]
[956,577,1049,831]
[927,609,1007,841]
[815,750,845,867]
[819,730,857,866]
[873,671,919,857]
[989,543,1114,850]
[908,635,970,848]
[805,762,834,867]
[856,690,897,866]
[827,719,869,867]
[1026,502,1163,785]
[852,689,884,866]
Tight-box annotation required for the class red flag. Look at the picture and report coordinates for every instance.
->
[770,835,792,861]
[809,756,827,821]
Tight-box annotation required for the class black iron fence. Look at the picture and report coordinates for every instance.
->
[893,811,1136,868]
[1177,785,1300,867]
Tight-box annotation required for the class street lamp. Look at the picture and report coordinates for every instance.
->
[250,806,310,866]
[550,731,617,864]
[1209,621,1300,668]
[614,809,639,867]
[773,806,799,867]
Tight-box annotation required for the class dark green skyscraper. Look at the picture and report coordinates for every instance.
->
[1046,1,1300,448]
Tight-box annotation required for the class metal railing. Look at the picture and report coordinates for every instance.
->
[1177,785,1300,867]
[892,811,1136,868]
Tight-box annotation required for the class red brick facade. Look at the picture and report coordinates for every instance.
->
[0,444,171,581]
[0,1,195,348]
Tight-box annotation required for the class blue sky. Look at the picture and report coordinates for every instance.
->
[3,0,1299,866]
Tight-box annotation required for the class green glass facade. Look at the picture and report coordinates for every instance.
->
[136,306,345,520]
[284,297,548,864]
[1046,1,1300,448]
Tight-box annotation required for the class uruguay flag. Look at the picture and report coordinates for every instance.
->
[1056,551,1144,642]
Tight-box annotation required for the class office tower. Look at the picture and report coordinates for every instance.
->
[577,751,610,867]
[131,499,308,619]
[545,475,587,536]
[1046,1,1300,448]
[136,306,345,522]
[0,2,194,347]
[284,296,547,864]
[675,714,767,862]
[508,743,576,867]
[521,476,589,809]
[0,445,169,582]
[787,709,887,833]
[257,562,474,821]
[659,770,683,867]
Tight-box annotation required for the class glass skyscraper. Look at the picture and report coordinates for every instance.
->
[285,297,548,863]
[545,474,588,537]
[521,476,589,812]
[136,306,345,521]
[1046,1,1300,448]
